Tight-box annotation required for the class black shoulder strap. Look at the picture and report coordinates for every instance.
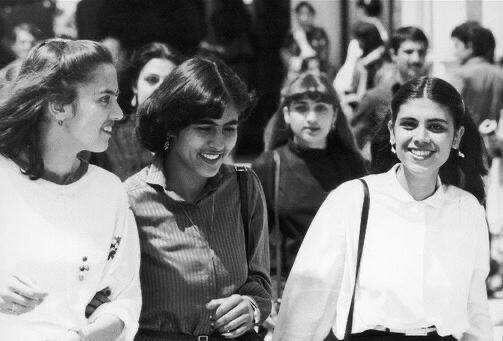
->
[235,165,250,262]
[344,178,370,341]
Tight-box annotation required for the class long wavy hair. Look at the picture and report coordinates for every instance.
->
[390,76,487,203]
[0,39,113,179]
[264,72,366,174]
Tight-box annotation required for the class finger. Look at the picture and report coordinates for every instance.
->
[2,292,34,308]
[213,295,242,320]
[222,323,251,339]
[206,298,227,311]
[214,301,250,329]
[11,275,48,299]
[218,313,249,334]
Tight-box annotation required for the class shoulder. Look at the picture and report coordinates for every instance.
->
[252,151,274,172]
[87,164,122,186]
[445,184,484,210]
[124,165,151,195]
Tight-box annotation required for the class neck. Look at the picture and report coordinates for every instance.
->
[293,136,326,150]
[164,152,207,202]
[397,164,438,201]
[41,124,81,184]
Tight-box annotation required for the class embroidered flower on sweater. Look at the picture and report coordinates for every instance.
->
[107,236,122,260]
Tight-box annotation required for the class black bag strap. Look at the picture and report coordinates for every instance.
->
[235,165,251,262]
[344,178,370,341]
[272,150,282,300]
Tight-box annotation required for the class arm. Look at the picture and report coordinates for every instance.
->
[461,203,493,341]
[87,191,141,340]
[272,181,359,341]
[235,170,272,323]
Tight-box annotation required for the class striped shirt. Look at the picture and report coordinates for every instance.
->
[125,158,271,336]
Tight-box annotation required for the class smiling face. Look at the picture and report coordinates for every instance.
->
[284,98,335,149]
[389,97,464,177]
[171,105,239,180]
[134,57,177,106]
[64,63,123,153]
[392,40,427,81]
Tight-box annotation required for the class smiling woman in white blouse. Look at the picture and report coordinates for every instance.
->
[273,77,492,341]
[0,39,141,340]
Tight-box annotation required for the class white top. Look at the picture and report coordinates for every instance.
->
[0,156,141,340]
[273,164,492,341]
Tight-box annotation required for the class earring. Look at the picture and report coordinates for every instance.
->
[163,137,172,151]
[390,144,396,154]
[457,149,465,158]
[58,120,63,126]
[131,95,137,108]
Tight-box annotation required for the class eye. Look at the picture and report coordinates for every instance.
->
[399,119,417,130]
[99,95,111,105]
[428,122,448,133]
[196,125,213,133]
[291,103,309,113]
[224,125,238,134]
[144,75,159,85]
[313,103,330,114]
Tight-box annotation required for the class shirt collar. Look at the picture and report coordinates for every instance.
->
[144,155,227,203]
[385,163,445,209]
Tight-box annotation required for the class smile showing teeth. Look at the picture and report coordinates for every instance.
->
[201,153,221,160]
[409,149,433,158]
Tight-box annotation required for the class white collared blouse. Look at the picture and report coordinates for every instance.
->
[273,164,492,341]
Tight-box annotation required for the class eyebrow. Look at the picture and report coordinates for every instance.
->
[195,119,239,126]
[98,89,120,96]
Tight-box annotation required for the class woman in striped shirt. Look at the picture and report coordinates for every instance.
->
[125,57,271,340]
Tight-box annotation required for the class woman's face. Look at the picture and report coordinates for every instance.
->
[389,97,464,177]
[64,63,123,153]
[171,105,239,180]
[134,58,177,106]
[284,98,336,149]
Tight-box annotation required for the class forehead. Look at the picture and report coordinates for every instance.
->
[398,40,426,52]
[199,105,239,124]
[140,58,176,76]
[77,63,118,94]
[297,6,313,16]
[397,98,453,122]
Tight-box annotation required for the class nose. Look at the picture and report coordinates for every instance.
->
[305,108,318,123]
[110,100,124,121]
[208,128,225,149]
[412,126,430,145]
[410,51,421,64]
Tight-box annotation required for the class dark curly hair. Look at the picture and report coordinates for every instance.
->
[136,56,252,154]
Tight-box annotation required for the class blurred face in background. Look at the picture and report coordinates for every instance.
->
[133,58,177,106]
[284,97,335,149]
[452,38,473,64]
[11,26,36,59]
[296,6,314,31]
[392,40,428,81]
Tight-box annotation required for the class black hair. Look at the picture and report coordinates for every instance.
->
[136,56,252,154]
[264,72,366,174]
[390,77,487,203]
[451,22,495,63]
[352,21,383,56]
[390,26,429,52]
[0,39,113,179]
[295,1,315,15]
[356,0,382,17]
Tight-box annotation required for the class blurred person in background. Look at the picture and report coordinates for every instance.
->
[274,77,491,341]
[352,26,430,168]
[127,57,271,340]
[450,21,503,126]
[334,21,387,120]
[355,0,388,44]
[0,38,141,340]
[0,23,40,86]
[254,72,366,336]
[94,42,182,180]
[281,1,330,83]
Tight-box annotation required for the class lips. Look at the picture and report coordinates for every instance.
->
[408,148,434,160]
[199,151,224,164]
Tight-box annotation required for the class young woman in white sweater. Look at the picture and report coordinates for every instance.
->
[0,39,141,340]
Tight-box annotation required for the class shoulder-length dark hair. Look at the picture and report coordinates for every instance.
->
[0,38,113,179]
[390,76,487,203]
[264,72,366,173]
[136,56,252,155]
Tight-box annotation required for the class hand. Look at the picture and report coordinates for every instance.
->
[206,294,255,339]
[0,274,47,315]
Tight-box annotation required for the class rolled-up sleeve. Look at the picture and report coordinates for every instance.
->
[90,192,142,340]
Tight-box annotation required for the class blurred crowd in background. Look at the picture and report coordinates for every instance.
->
[1,0,503,335]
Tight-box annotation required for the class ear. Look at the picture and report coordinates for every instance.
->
[387,120,396,145]
[47,100,74,124]
[283,106,291,125]
[452,126,465,149]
